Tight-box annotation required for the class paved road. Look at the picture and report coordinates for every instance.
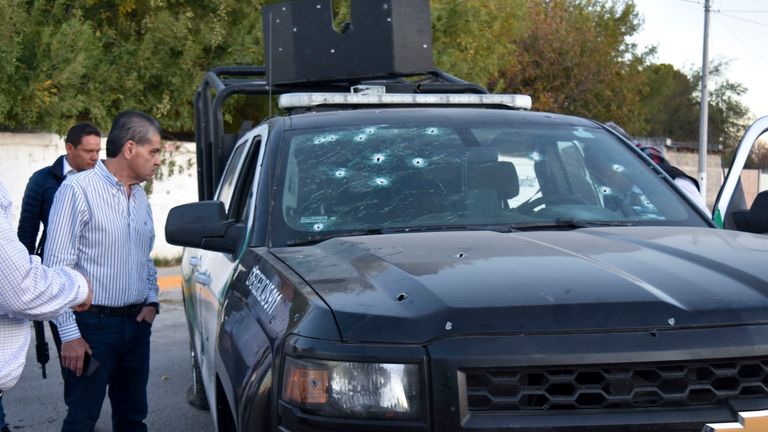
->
[3,269,215,431]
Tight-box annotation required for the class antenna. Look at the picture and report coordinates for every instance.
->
[268,10,273,119]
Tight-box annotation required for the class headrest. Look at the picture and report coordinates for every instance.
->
[468,161,519,199]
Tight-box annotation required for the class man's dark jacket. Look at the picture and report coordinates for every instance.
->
[18,155,66,256]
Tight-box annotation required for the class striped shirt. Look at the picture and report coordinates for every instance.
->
[45,160,159,342]
[0,182,88,390]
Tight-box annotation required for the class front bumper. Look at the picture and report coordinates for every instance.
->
[279,325,768,432]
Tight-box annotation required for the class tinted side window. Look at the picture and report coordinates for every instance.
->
[215,142,248,212]
[232,137,262,223]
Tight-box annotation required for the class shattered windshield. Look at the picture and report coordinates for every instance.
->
[274,117,706,245]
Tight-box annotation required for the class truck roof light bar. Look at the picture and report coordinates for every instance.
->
[278,93,533,111]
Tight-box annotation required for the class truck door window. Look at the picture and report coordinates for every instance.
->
[215,141,249,213]
[231,137,262,223]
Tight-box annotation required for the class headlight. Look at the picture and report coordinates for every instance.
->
[281,356,423,420]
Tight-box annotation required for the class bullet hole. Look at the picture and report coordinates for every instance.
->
[445,321,452,330]
[372,154,385,163]
[396,293,407,301]
[457,252,465,258]
[412,158,425,167]
[334,169,346,178]
[426,128,438,135]
[313,223,324,231]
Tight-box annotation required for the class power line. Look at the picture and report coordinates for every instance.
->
[716,11,768,29]
[713,15,768,65]
[717,10,768,13]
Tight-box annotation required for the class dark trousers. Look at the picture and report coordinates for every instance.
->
[61,312,151,432]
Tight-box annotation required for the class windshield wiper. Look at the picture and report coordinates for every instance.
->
[287,228,385,246]
[383,224,519,234]
[514,218,635,230]
[286,224,519,246]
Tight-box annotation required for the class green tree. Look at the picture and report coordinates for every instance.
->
[431,0,528,90]
[694,61,751,154]
[0,0,264,134]
[0,0,26,123]
[491,0,652,132]
[1,2,103,131]
[634,59,750,166]
[0,0,751,147]
[639,63,698,141]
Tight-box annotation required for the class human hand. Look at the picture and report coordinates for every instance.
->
[136,306,157,324]
[61,338,92,377]
[73,277,93,312]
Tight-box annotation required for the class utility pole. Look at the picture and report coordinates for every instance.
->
[698,0,711,202]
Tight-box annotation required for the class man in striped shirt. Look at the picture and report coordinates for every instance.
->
[45,110,162,431]
[0,181,92,391]
[17,122,102,381]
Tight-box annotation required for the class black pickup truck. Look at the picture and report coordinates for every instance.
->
[165,1,768,431]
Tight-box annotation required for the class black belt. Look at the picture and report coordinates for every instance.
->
[85,303,144,317]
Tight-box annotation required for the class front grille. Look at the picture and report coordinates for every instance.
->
[464,358,768,412]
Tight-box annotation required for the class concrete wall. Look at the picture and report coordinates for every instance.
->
[634,137,723,208]
[664,150,723,208]
[0,132,198,259]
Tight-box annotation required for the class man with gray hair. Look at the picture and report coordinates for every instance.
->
[45,110,163,431]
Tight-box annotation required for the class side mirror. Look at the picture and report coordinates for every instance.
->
[165,201,246,253]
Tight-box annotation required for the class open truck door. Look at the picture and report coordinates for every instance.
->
[713,116,768,233]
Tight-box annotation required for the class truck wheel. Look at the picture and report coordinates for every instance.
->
[187,348,210,410]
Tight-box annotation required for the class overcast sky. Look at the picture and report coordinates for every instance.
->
[633,0,768,121]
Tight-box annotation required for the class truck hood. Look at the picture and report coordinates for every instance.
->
[271,227,768,343]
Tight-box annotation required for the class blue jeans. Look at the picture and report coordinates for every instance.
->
[0,393,7,427]
[61,312,151,432]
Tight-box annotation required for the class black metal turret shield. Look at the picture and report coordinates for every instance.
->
[262,0,434,85]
